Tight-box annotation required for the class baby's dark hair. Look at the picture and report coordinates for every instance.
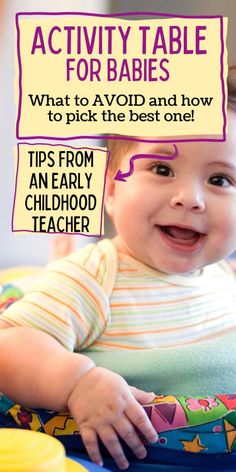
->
[107,65,236,173]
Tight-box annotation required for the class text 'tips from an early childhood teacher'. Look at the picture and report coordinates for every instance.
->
[12,144,108,235]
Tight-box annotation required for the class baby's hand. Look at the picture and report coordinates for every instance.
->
[67,367,158,469]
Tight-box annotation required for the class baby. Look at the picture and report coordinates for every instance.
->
[0,66,236,470]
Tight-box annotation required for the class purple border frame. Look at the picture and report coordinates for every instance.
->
[12,143,110,236]
[15,11,227,143]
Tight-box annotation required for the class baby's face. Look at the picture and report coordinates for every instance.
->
[106,110,236,274]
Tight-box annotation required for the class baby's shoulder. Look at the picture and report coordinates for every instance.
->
[52,239,118,297]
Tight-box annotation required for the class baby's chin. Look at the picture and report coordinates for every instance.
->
[149,258,206,276]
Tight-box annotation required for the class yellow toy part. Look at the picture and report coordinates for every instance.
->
[66,458,88,471]
[0,429,84,471]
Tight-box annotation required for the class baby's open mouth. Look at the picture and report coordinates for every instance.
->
[158,225,204,246]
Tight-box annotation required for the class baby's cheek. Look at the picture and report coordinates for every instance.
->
[211,228,236,261]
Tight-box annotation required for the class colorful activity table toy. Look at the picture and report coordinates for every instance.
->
[1,393,236,470]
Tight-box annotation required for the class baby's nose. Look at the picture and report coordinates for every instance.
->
[170,189,205,212]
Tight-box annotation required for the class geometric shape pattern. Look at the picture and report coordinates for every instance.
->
[180,434,207,453]
[177,396,228,427]
[154,403,176,424]
[224,419,236,451]
[218,394,236,411]
[151,401,187,432]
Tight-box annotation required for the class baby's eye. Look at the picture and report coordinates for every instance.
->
[151,163,174,177]
[208,174,232,187]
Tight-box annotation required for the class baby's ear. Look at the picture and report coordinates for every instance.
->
[104,172,115,218]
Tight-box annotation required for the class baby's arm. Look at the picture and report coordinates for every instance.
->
[0,321,157,469]
[0,321,94,409]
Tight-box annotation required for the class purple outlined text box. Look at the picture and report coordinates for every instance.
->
[16,11,227,144]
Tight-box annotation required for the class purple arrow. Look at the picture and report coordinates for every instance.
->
[114,144,178,182]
